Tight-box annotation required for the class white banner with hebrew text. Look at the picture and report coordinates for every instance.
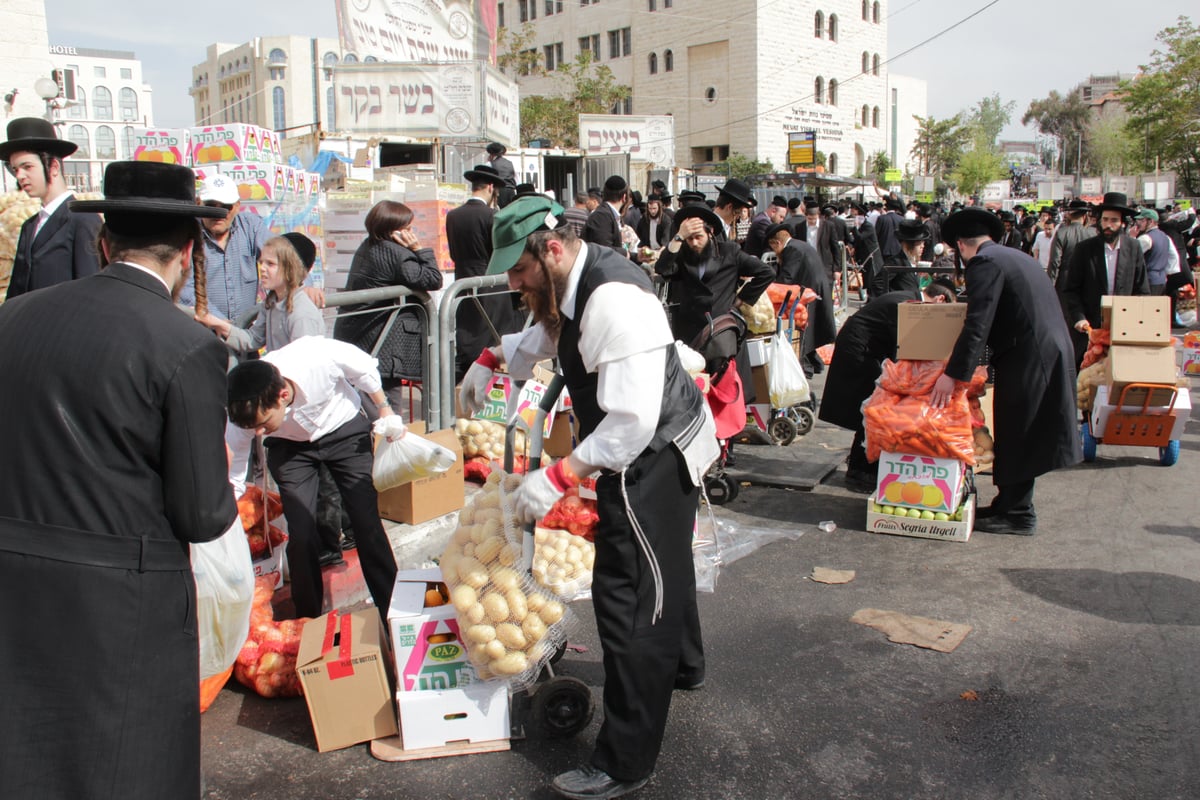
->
[578,114,675,167]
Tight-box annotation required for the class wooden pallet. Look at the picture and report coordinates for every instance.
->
[369,735,510,762]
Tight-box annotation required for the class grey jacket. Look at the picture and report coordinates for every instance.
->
[225,289,325,354]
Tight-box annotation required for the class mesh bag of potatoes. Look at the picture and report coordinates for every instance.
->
[454,417,527,461]
[532,526,595,601]
[440,469,571,691]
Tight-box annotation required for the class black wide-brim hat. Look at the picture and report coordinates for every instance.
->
[71,161,227,220]
[672,204,725,237]
[715,178,756,208]
[463,163,507,187]
[941,207,1003,244]
[0,117,77,161]
[1093,191,1136,217]
[678,189,707,205]
[896,219,930,242]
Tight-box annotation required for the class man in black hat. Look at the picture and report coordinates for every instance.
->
[2,117,102,300]
[485,142,517,207]
[930,207,1081,536]
[799,201,838,279]
[0,161,238,798]
[636,192,673,251]
[766,222,835,377]
[874,194,905,261]
[850,200,887,298]
[583,175,630,255]
[998,210,1023,249]
[712,178,757,239]
[1048,199,1095,288]
[743,194,787,258]
[447,164,524,380]
[1061,192,1149,365]
[883,218,930,295]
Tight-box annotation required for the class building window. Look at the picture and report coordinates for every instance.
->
[120,67,132,80]
[664,0,671,7]
[68,86,86,119]
[364,56,378,63]
[95,126,116,160]
[93,86,113,120]
[93,66,106,78]
[814,76,824,104]
[269,48,288,64]
[580,0,596,5]
[544,0,562,14]
[545,42,564,70]
[498,2,504,26]
[814,11,824,38]
[872,106,880,128]
[828,14,838,41]
[528,0,538,19]
[828,79,838,106]
[862,104,870,126]
[579,34,599,58]
[344,53,358,63]
[119,87,138,121]
[862,0,869,20]
[664,49,673,71]
[67,125,90,158]
[121,126,135,159]
[270,67,285,80]
[648,52,657,75]
[273,86,286,131]
[872,53,880,76]
[611,97,631,115]
[704,87,718,104]
[872,1,880,22]
[863,51,870,73]
[648,0,655,9]
[608,28,630,59]
[828,153,838,174]
[327,86,336,130]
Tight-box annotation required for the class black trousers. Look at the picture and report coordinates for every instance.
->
[591,444,701,782]
[265,414,397,620]
[990,479,1036,525]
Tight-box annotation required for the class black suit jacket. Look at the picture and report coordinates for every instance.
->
[777,239,836,353]
[635,212,671,249]
[583,204,625,255]
[799,218,838,277]
[1062,233,1150,328]
[874,211,903,260]
[655,240,774,344]
[851,219,886,298]
[742,212,772,257]
[5,199,102,300]
[0,263,236,796]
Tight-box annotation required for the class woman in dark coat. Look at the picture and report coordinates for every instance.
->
[333,200,444,412]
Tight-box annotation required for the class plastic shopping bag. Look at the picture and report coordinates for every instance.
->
[192,517,255,680]
[372,416,457,491]
[767,330,811,407]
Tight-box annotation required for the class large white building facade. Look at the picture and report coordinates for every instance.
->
[501,0,923,178]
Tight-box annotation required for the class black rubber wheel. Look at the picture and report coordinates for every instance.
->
[792,406,815,436]
[768,415,797,446]
[724,473,741,502]
[532,676,594,738]
[705,474,733,505]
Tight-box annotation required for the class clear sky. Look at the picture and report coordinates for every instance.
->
[44,0,1195,140]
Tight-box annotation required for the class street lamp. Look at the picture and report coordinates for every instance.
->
[35,77,63,126]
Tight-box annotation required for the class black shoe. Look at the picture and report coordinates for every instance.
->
[975,505,997,520]
[844,469,877,494]
[674,673,705,691]
[973,515,1036,536]
[319,549,345,567]
[811,360,825,375]
[340,530,357,551]
[552,765,650,799]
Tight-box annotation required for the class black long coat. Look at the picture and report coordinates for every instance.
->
[818,291,915,431]
[852,218,887,299]
[776,238,836,355]
[945,241,1081,485]
[5,199,102,300]
[0,263,237,799]
[655,239,774,344]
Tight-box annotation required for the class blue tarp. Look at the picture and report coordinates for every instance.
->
[306,150,354,175]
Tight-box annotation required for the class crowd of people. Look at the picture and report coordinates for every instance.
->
[1,113,1197,800]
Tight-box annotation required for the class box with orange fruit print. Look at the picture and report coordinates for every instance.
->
[219,162,290,203]
[132,128,191,166]
[865,452,974,542]
[188,124,281,166]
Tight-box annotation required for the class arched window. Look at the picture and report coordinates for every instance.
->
[872,106,880,128]
[67,125,90,158]
[121,126,135,159]
[814,11,824,38]
[93,86,113,120]
[648,52,658,75]
[814,76,824,105]
[268,48,288,64]
[828,153,838,175]
[327,86,336,131]
[68,86,87,119]
[872,1,880,22]
[828,78,838,106]
[828,14,838,41]
[364,55,378,63]
[664,49,673,72]
[95,126,116,160]
[324,51,339,66]
[119,88,138,121]
[272,86,286,131]
[343,53,358,63]
[862,0,869,20]
[872,53,880,76]
[862,51,870,73]
[862,104,870,127]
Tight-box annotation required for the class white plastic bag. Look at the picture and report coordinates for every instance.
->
[767,330,811,407]
[372,416,457,491]
[192,517,255,680]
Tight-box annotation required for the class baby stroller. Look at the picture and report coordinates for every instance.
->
[690,310,749,504]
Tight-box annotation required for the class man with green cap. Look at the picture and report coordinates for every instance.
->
[459,195,717,799]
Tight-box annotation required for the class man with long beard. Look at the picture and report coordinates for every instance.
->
[458,196,717,799]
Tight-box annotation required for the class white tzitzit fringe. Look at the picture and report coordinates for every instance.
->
[619,468,664,625]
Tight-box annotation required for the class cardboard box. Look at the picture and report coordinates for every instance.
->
[1107,296,1171,346]
[1177,345,1200,376]
[296,610,398,752]
[750,363,770,407]
[132,128,190,166]
[396,681,510,752]
[873,451,966,515]
[219,162,288,203]
[189,124,281,165]
[1092,384,1191,441]
[387,568,473,692]
[1108,344,1177,405]
[866,494,975,543]
[377,426,465,525]
[896,303,967,361]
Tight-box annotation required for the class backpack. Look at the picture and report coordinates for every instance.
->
[690,308,748,382]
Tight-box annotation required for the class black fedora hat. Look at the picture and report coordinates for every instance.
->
[896,218,930,242]
[849,200,868,215]
[678,189,707,206]
[1065,199,1092,214]
[0,117,77,161]
[672,204,725,237]
[514,182,542,198]
[715,178,756,208]
[71,161,227,220]
[765,221,797,240]
[941,207,1004,244]
[463,163,506,186]
[281,232,317,271]
[1094,191,1135,217]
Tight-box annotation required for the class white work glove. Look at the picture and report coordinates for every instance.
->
[512,460,576,523]
[459,348,501,417]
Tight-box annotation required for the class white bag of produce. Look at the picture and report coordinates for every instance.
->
[767,330,811,407]
[192,517,255,680]
[371,416,456,491]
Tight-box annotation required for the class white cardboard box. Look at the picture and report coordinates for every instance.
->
[866,495,975,543]
[386,568,473,692]
[396,680,510,751]
[873,452,967,516]
[1091,384,1191,441]
[745,336,771,367]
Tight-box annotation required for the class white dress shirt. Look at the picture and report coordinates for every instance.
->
[34,190,73,238]
[1104,240,1119,296]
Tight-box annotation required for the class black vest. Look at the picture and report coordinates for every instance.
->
[557,247,704,455]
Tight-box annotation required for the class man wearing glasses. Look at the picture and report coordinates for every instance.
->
[179,173,270,321]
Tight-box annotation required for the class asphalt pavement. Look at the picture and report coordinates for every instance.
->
[202,368,1200,800]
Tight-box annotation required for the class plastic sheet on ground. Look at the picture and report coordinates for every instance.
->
[694,505,807,593]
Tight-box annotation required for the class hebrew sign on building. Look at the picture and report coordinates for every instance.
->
[335,0,499,65]
[578,115,675,167]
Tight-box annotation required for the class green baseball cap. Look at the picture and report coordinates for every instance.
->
[1134,207,1158,222]
[486,195,565,275]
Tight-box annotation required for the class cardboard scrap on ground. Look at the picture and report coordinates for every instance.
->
[810,567,856,584]
[850,608,972,653]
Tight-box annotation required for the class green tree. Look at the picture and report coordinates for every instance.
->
[718,152,775,179]
[496,24,541,78]
[1088,111,1139,178]
[966,93,1016,151]
[911,115,968,175]
[1022,89,1091,174]
[869,150,891,179]
[1121,15,1200,194]
[950,147,1006,198]
[515,52,630,148]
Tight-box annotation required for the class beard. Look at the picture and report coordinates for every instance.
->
[519,256,570,339]
[1100,226,1121,244]
[681,239,713,267]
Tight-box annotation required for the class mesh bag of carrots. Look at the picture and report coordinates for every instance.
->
[863,360,987,464]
